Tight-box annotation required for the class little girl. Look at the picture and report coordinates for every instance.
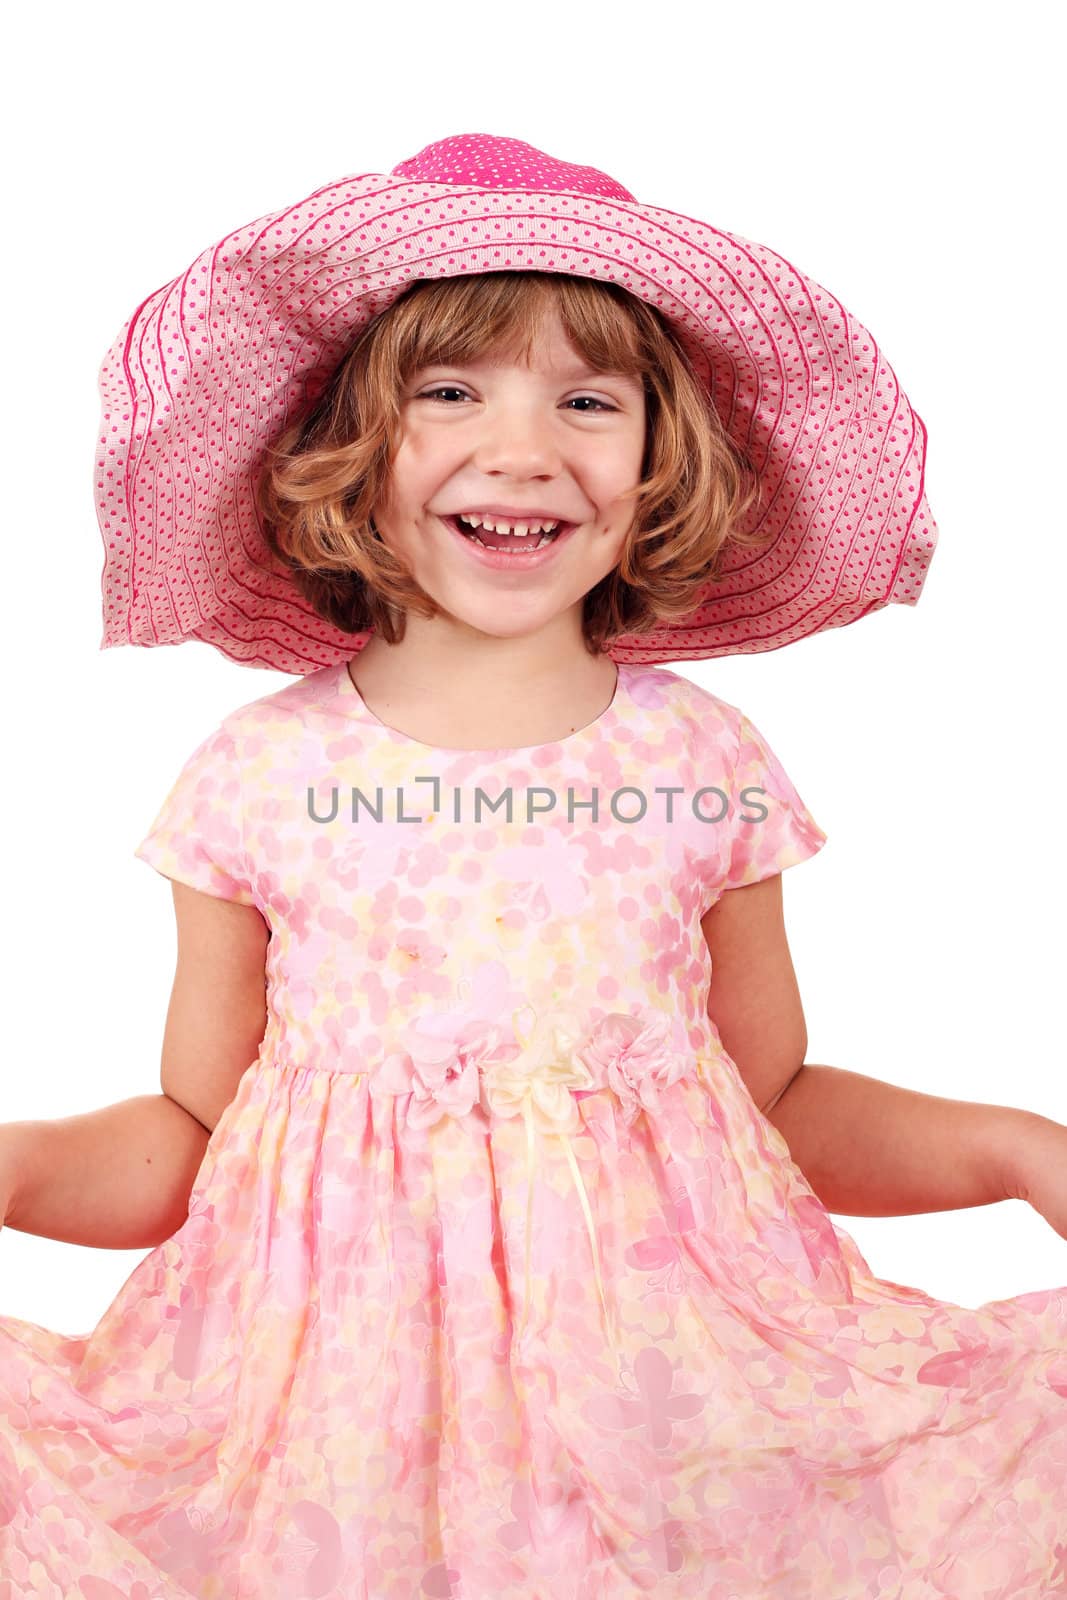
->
[1,133,1065,1599]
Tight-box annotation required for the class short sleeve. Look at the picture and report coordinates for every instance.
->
[722,711,828,891]
[133,723,256,905]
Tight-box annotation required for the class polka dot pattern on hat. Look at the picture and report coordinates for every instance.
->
[94,132,938,675]
[390,132,638,202]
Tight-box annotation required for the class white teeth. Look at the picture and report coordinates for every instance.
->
[456,513,562,537]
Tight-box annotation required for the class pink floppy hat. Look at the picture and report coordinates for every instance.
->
[94,132,938,676]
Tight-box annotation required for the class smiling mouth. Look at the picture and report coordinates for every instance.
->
[442,514,574,552]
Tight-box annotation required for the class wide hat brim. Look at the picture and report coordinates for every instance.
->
[95,132,937,676]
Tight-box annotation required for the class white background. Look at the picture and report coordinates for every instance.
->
[1,0,1063,1331]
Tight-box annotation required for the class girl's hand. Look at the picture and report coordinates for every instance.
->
[1005,1115,1067,1241]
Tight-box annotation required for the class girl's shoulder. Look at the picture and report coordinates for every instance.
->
[213,663,354,744]
[624,662,744,755]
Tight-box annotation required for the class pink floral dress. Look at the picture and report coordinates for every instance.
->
[1,660,1065,1599]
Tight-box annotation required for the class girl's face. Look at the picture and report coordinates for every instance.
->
[372,307,647,643]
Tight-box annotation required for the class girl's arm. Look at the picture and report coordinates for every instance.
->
[0,1096,214,1249]
[0,883,269,1249]
[159,881,270,1135]
[702,877,1037,1219]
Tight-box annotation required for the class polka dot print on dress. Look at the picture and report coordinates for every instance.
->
[3,661,1064,1597]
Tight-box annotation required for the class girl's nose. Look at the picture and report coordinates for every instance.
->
[471,405,562,477]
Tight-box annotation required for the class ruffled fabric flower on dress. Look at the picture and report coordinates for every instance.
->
[370,1015,514,1131]
[371,1002,695,1361]
[576,1009,691,1128]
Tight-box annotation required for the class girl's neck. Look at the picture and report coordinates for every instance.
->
[347,635,619,751]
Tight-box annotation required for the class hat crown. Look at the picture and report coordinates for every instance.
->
[389,131,637,203]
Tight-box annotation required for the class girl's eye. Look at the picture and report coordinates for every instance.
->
[417,386,470,404]
[416,386,616,414]
[567,396,617,414]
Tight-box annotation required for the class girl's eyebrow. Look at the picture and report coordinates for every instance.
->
[412,359,640,383]
[559,364,640,382]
